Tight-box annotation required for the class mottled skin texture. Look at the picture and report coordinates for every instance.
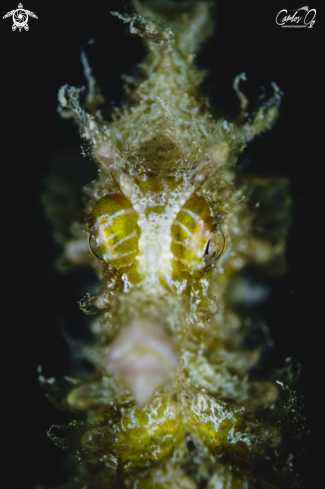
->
[46,1,292,488]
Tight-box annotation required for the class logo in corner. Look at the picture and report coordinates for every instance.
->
[3,3,38,32]
[276,6,316,28]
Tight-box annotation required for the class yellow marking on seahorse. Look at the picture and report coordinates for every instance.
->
[116,397,182,468]
[171,193,224,275]
[90,193,141,269]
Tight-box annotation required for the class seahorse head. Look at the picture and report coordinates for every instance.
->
[57,0,282,407]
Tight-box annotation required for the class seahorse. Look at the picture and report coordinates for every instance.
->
[42,1,296,488]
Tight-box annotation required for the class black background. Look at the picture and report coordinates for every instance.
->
[1,1,322,488]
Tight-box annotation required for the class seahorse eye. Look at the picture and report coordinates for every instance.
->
[171,194,225,276]
[89,193,140,269]
[88,234,104,262]
[203,228,225,264]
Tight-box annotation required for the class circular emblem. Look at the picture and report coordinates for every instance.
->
[3,3,38,32]
[13,9,28,29]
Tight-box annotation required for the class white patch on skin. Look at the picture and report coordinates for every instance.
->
[129,181,195,285]
[121,273,131,292]
[64,239,91,264]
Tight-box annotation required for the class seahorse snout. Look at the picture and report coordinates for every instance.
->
[104,319,178,406]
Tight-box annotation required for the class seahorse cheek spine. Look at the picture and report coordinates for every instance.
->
[46,1,292,488]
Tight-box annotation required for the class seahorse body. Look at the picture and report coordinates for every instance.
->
[45,1,292,488]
